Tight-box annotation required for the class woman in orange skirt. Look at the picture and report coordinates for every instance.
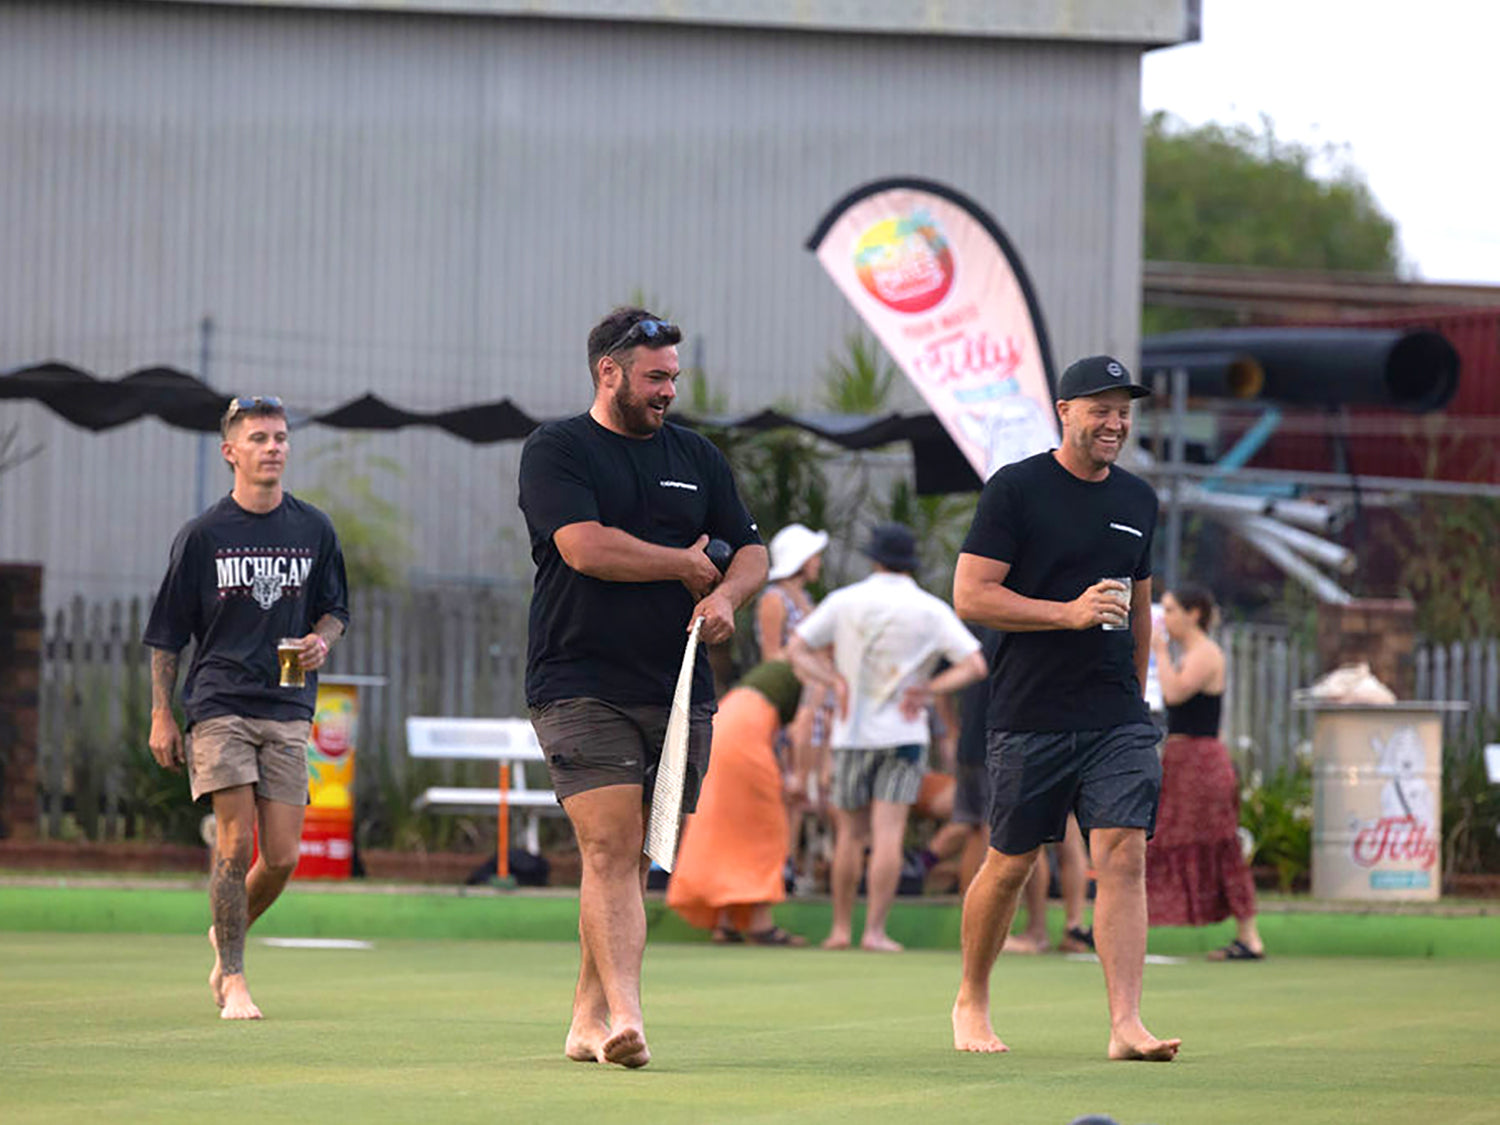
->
[1147,585,1265,960]
[667,661,807,945]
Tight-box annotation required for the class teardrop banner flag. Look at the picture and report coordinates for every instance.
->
[807,178,1059,480]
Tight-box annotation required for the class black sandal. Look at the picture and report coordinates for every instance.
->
[711,926,744,944]
[1060,925,1095,953]
[1208,939,1264,961]
[745,925,807,947]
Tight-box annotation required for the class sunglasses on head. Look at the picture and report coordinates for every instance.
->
[603,317,678,355]
[224,394,283,421]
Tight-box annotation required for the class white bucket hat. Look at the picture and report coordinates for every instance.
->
[767,523,829,582]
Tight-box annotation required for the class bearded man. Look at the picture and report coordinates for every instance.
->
[517,307,767,1068]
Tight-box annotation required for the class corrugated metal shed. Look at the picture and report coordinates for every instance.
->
[1,0,1155,604]
[157,0,1199,45]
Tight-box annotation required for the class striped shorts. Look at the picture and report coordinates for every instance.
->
[830,744,928,811]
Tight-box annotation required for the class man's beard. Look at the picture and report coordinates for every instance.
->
[1075,426,1122,469]
[613,380,667,436]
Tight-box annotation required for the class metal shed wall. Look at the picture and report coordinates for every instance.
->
[0,0,1146,604]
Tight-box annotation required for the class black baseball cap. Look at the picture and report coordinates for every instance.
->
[1056,355,1151,400]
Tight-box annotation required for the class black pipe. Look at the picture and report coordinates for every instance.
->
[1141,327,1460,412]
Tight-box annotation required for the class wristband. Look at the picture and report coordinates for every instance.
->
[312,635,329,658]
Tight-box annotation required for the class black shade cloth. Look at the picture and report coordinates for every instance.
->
[1,363,987,493]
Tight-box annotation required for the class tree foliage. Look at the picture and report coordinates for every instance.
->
[1145,111,1400,272]
[1143,112,1401,333]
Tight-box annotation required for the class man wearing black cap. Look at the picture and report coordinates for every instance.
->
[949,356,1180,1062]
[787,523,986,952]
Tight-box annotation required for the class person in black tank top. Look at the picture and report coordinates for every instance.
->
[1149,586,1264,960]
[1166,689,1222,738]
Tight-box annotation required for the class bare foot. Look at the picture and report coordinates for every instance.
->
[1108,1025,1181,1061]
[207,926,224,1008]
[564,1022,608,1063]
[821,932,852,950]
[601,1026,651,1069]
[1000,933,1047,955]
[218,974,263,1021]
[952,997,1009,1053]
[860,933,905,953]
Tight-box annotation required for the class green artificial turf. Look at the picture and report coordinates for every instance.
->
[2,932,1498,1125]
[2,882,1498,959]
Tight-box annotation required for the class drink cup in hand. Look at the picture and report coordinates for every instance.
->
[278,638,307,688]
[1100,576,1132,631]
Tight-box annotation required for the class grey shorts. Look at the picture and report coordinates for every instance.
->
[186,715,311,805]
[951,759,992,826]
[530,697,715,810]
[830,744,928,811]
[987,723,1162,855]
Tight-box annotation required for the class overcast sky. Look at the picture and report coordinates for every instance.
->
[1141,0,1500,285]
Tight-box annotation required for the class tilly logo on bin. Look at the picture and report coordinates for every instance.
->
[1351,726,1437,870]
[1352,817,1437,869]
[853,211,955,314]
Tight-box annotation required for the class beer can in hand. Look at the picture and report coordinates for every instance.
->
[1100,577,1132,631]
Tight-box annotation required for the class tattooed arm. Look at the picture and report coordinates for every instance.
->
[296,614,346,671]
[147,648,185,770]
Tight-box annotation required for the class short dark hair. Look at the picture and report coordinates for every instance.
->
[1172,583,1218,629]
[219,395,287,440]
[586,307,683,385]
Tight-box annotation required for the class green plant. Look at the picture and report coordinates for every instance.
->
[357,744,493,853]
[1392,496,1500,643]
[1442,721,1500,879]
[1241,761,1313,892]
[297,438,411,591]
[821,330,898,414]
[120,733,204,846]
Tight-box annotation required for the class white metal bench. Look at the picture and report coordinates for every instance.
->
[406,717,565,854]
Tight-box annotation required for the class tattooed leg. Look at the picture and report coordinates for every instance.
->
[210,786,262,1020]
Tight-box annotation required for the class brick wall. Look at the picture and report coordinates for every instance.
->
[0,565,43,839]
[1316,598,1417,698]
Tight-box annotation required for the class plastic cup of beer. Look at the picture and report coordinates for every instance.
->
[1100,576,1132,631]
[278,638,306,688]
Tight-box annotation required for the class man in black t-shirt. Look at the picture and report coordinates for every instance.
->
[144,395,349,1022]
[518,307,766,1069]
[948,355,1180,1063]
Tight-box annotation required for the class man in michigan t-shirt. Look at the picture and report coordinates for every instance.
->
[518,307,766,1070]
[144,395,349,1021]
[948,355,1181,1063]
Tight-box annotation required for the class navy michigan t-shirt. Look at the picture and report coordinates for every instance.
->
[143,493,350,724]
[961,451,1158,733]
[518,413,761,709]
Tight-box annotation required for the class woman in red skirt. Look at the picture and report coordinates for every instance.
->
[1147,586,1265,960]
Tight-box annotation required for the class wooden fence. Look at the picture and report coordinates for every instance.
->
[27,594,1500,841]
[1217,624,1318,777]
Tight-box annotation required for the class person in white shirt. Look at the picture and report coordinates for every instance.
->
[788,524,987,951]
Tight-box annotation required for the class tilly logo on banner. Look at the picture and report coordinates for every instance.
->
[807,178,1058,480]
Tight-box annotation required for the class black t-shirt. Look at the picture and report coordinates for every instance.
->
[518,414,761,708]
[961,451,1157,733]
[143,493,350,725]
